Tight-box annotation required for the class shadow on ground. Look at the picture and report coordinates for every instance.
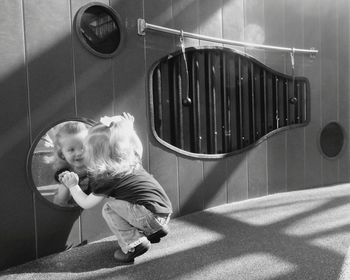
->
[2,184,350,280]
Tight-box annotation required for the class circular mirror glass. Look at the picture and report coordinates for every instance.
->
[28,119,95,208]
[320,122,345,158]
[75,3,123,58]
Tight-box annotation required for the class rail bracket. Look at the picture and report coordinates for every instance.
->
[309,47,317,60]
[137,18,146,36]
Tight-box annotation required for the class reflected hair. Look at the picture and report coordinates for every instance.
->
[45,121,89,170]
[85,121,142,178]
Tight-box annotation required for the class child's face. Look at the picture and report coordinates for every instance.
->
[60,132,87,170]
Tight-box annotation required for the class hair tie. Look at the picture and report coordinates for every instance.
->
[100,115,123,127]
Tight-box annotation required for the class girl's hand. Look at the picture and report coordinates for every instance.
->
[60,172,79,189]
[122,112,134,123]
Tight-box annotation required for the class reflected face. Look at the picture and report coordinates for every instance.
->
[59,132,87,171]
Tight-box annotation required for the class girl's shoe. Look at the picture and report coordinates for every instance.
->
[114,238,151,264]
[147,225,169,243]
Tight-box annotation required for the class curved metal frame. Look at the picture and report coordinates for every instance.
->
[75,2,125,58]
[148,46,311,159]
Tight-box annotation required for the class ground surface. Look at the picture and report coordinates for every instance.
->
[2,184,350,280]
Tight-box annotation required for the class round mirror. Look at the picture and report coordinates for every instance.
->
[27,118,96,209]
[75,2,124,58]
[319,122,345,158]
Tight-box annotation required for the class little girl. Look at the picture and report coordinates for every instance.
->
[60,114,172,264]
[46,121,90,206]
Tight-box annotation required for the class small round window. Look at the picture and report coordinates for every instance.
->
[75,3,123,58]
[320,122,345,158]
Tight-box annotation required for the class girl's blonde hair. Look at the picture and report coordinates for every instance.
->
[45,121,89,170]
[85,120,142,178]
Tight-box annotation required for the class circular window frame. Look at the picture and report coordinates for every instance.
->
[318,121,346,160]
[75,2,124,58]
[26,117,97,211]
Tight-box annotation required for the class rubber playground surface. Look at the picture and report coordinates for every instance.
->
[2,184,350,280]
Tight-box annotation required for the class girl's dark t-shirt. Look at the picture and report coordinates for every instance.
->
[90,168,172,215]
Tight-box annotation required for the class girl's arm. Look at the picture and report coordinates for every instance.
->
[53,184,71,206]
[60,171,104,209]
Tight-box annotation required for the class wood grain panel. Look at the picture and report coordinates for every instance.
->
[81,200,111,242]
[227,153,248,202]
[337,0,350,183]
[23,0,81,259]
[149,143,179,217]
[248,142,268,198]
[243,0,264,59]
[24,0,75,136]
[203,160,227,209]
[244,0,268,198]
[285,0,305,191]
[198,0,222,47]
[267,133,287,194]
[0,0,35,270]
[71,0,122,242]
[178,157,203,215]
[35,204,81,257]
[264,0,287,194]
[71,0,114,120]
[320,0,339,186]
[145,0,179,215]
[111,0,149,170]
[303,0,322,188]
[173,0,200,47]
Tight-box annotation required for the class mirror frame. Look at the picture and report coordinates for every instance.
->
[26,117,97,210]
[75,2,125,58]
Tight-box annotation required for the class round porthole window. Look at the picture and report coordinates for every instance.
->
[75,2,123,58]
[319,122,345,158]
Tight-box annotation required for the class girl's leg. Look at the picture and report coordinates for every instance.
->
[102,199,170,252]
[102,200,145,254]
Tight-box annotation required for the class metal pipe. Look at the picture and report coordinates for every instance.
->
[137,18,318,56]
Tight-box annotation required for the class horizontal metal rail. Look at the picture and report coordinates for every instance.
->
[137,18,318,56]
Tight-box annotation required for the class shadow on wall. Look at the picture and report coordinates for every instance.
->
[0,0,255,270]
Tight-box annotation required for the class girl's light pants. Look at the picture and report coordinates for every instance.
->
[102,199,170,253]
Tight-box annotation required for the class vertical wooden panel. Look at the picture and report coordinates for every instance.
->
[173,0,200,154]
[244,0,268,197]
[227,154,248,202]
[149,144,179,217]
[223,0,244,52]
[267,133,287,194]
[174,0,203,215]
[303,0,322,188]
[71,0,113,244]
[285,0,305,191]
[337,0,350,183]
[203,160,227,209]
[178,157,203,215]
[25,0,75,135]
[71,0,113,119]
[0,0,36,270]
[320,0,339,186]
[199,0,222,46]
[24,0,82,258]
[248,142,268,198]
[110,0,148,165]
[264,0,287,194]
[146,0,180,215]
